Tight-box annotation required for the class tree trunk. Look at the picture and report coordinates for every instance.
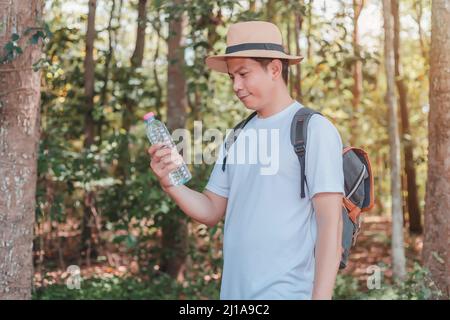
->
[423,0,450,299]
[266,0,276,23]
[161,0,188,281]
[285,12,294,96]
[294,8,303,100]
[98,0,117,144]
[117,0,147,180]
[392,0,422,234]
[131,0,147,68]
[0,0,43,299]
[152,16,163,117]
[351,0,364,146]
[413,0,427,60]
[382,0,406,281]
[80,0,97,265]
[307,0,313,60]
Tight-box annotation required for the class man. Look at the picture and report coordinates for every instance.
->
[148,21,344,300]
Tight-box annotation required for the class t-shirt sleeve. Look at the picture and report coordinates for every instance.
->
[204,140,230,198]
[305,115,345,199]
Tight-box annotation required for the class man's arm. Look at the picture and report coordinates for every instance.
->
[148,143,227,227]
[163,185,227,227]
[311,192,343,300]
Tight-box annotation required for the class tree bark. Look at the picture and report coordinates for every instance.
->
[98,0,117,144]
[161,0,188,281]
[382,0,406,281]
[0,0,43,299]
[294,8,303,100]
[307,0,313,60]
[80,0,97,266]
[266,0,276,23]
[285,11,294,96]
[351,0,364,145]
[392,0,422,234]
[117,0,147,180]
[413,0,428,60]
[131,0,147,68]
[423,0,450,299]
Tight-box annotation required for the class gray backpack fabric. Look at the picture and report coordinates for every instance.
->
[222,106,375,269]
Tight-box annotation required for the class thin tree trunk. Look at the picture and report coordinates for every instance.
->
[98,0,117,144]
[285,12,294,97]
[152,18,163,117]
[80,0,97,266]
[266,0,276,23]
[413,0,427,60]
[161,0,188,281]
[423,0,450,299]
[0,0,43,299]
[351,0,364,145]
[294,8,303,100]
[131,0,147,67]
[307,0,313,60]
[392,0,422,234]
[117,0,147,180]
[382,0,406,281]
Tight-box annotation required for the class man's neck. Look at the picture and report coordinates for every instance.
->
[257,92,295,119]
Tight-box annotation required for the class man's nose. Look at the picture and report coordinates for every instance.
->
[233,77,243,93]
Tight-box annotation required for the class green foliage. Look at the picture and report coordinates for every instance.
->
[1,33,23,63]
[33,269,220,300]
[333,263,444,300]
[1,23,52,64]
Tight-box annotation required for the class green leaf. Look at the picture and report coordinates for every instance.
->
[30,34,40,44]
[4,41,14,51]
[11,33,20,41]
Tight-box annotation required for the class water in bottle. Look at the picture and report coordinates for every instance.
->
[143,112,192,186]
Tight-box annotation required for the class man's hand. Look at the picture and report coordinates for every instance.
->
[148,143,184,191]
[311,192,343,300]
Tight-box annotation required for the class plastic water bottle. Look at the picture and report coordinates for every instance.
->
[143,112,192,186]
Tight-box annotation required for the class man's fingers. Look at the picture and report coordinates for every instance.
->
[148,143,170,157]
[160,151,183,165]
[154,146,175,159]
[160,162,179,176]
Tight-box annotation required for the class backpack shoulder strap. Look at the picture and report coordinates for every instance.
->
[221,111,258,172]
[290,107,322,198]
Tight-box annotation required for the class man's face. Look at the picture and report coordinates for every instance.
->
[226,57,275,110]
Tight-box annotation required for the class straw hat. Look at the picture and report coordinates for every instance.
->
[205,21,303,73]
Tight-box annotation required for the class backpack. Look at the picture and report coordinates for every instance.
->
[221,106,375,269]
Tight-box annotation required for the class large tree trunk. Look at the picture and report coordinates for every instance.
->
[0,0,43,299]
[351,0,364,145]
[161,0,188,281]
[382,0,406,281]
[423,0,450,299]
[80,0,97,266]
[392,0,422,235]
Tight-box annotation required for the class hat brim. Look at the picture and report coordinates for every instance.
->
[205,50,304,73]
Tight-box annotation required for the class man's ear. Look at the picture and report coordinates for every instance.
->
[269,59,283,81]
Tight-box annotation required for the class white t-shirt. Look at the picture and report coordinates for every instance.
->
[205,100,344,300]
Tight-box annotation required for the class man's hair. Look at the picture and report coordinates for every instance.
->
[251,57,289,85]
